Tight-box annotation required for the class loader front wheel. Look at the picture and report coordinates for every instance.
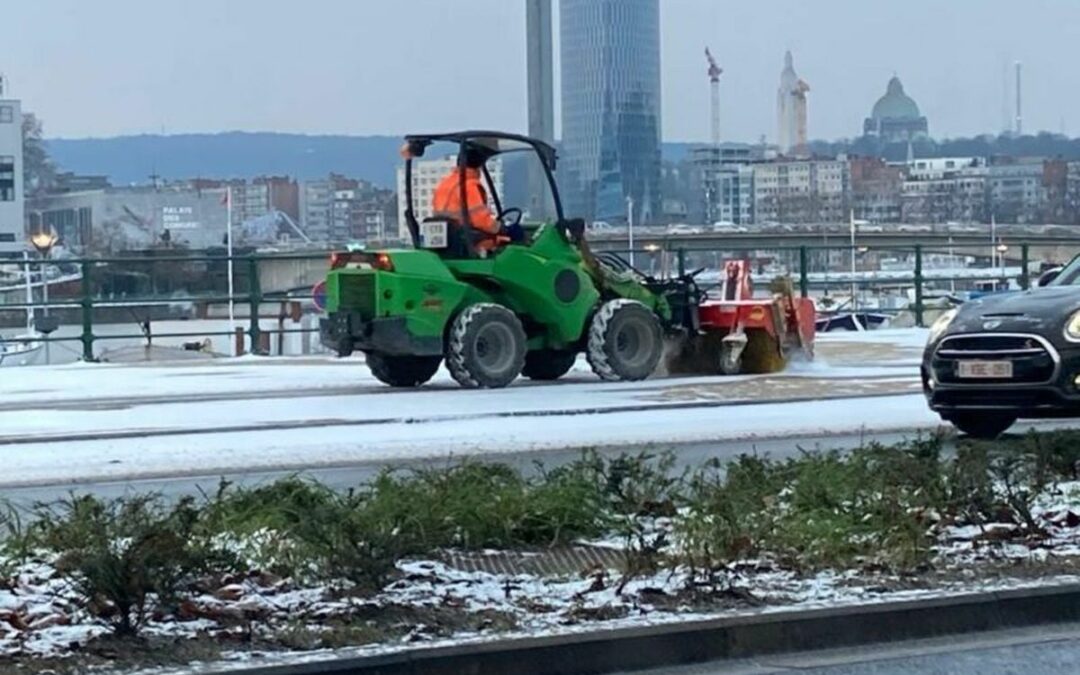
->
[587,299,663,381]
[522,349,578,381]
[367,352,441,387]
[446,303,527,389]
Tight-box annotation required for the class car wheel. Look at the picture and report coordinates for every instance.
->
[945,412,1018,440]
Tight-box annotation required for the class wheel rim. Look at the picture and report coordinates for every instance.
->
[474,322,516,374]
[614,318,654,370]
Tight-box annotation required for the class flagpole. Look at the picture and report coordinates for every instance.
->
[226,186,236,353]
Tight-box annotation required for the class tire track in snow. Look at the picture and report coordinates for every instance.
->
[0,389,921,447]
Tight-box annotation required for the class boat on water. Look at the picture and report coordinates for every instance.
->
[0,335,42,366]
[0,253,47,367]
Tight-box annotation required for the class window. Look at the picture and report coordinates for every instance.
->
[0,234,14,242]
[0,106,11,123]
[0,155,13,201]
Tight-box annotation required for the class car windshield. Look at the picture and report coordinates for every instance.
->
[1049,256,1080,286]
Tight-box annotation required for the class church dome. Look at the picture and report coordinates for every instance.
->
[871,76,921,120]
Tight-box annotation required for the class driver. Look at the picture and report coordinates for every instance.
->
[432,146,523,253]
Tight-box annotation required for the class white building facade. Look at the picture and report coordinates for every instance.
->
[753,159,847,223]
[0,82,24,256]
[396,156,503,241]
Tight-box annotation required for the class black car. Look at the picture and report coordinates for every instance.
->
[922,257,1080,438]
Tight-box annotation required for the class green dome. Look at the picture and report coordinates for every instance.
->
[871,76,921,120]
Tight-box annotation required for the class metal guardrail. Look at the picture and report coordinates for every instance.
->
[0,240,1072,362]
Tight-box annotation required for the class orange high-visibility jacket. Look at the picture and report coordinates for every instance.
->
[431,167,499,235]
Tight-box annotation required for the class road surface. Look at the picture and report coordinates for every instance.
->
[625,622,1080,674]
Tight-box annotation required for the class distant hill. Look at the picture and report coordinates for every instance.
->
[46,132,405,187]
[45,132,699,188]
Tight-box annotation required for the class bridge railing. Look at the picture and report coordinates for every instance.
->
[0,240,1076,364]
[0,251,332,363]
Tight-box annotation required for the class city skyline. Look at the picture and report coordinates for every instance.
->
[2,0,1077,142]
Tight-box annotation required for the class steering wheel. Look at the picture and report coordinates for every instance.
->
[498,208,523,228]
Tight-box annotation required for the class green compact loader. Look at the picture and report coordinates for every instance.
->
[319,131,701,389]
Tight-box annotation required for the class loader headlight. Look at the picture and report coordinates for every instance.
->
[927,308,958,345]
[1065,310,1080,342]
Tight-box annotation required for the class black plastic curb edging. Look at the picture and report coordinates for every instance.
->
[205,583,1080,675]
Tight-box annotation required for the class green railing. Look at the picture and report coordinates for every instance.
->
[0,251,331,362]
[0,240,1073,363]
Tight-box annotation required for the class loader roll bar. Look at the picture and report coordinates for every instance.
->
[402,131,566,238]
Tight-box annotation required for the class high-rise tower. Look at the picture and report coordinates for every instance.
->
[776,51,809,155]
[525,0,555,219]
[560,0,662,222]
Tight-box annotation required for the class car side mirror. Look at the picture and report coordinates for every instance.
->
[1037,268,1062,287]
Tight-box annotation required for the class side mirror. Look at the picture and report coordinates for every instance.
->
[1037,267,1062,287]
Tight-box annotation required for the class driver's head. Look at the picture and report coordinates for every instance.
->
[461,146,488,170]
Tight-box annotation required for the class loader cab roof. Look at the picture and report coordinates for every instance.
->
[403,131,558,172]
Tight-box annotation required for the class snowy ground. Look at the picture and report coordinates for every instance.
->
[0,328,951,489]
[7,483,1080,670]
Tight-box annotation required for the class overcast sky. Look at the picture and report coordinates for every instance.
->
[3,0,1078,142]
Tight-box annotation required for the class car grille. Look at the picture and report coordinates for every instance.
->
[932,333,1058,385]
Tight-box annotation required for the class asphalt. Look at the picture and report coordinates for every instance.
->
[0,428,929,506]
[626,622,1080,675]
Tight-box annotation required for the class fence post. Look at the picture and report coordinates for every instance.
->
[798,245,809,298]
[913,244,924,328]
[676,248,686,278]
[247,256,263,355]
[79,259,95,361]
[1020,243,1030,290]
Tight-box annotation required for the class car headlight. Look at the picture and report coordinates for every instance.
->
[927,308,958,344]
[1065,310,1080,342]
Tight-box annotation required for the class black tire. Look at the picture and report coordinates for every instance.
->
[334,340,354,358]
[587,299,663,381]
[446,303,527,388]
[945,413,1018,440]
[366,352,441,387]
[522,349,578,381]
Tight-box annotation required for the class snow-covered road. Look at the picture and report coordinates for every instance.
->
[0,329,960,490]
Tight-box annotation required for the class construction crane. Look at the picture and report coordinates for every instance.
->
[705,47,723,148]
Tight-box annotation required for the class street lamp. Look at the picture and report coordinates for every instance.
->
[29,223,59,365]
[996,242,1009,287]
[643,243,661,276]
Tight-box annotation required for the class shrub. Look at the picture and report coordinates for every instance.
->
[26,494,230,636]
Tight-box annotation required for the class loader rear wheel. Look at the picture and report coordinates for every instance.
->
[522,349,578,381]
[587,299,663,382]
[366,352,441,387]
[446,303,527,389]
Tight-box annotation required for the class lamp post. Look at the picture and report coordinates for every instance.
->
[644,242,661,276]
[849,212,869,315]
[30,222,59,365]
[997,242,1009,288]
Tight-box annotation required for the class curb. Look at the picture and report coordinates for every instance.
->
[208,583,1080,675]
